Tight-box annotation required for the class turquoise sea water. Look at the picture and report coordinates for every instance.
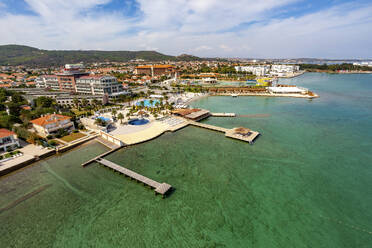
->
[1,73,372,247]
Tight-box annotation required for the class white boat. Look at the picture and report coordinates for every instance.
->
[231,94,238,97]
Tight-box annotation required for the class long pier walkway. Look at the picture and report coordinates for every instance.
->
[188,121,229,133]
[96,158,172,196]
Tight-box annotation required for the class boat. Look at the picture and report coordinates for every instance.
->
[231,94,238,97]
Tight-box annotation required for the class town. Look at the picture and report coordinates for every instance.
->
[0,59,322,176]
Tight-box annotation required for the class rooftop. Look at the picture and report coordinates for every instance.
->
[30,114,71,127]
[0,128,16,138]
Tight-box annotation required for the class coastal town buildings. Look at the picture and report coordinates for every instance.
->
[35,64,129,98]
[135,65,177,77]
[30,114,75,137]
[0,129,20,152]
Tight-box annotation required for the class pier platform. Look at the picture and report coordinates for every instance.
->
[95,158,172,196]
[188,121,260,144]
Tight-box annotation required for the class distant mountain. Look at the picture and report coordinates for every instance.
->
[0,45,202,66]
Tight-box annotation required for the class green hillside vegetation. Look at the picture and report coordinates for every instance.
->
[0,45,202,66]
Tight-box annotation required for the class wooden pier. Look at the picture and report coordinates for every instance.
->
[95,158,172,196]
[188,120,260,144]
[211,113,236,117]
[188,121,229,133]
[81,145,124,167]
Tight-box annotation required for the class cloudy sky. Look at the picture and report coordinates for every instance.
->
[0,0,371,58]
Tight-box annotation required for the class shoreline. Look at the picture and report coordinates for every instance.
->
[0,137,100,177]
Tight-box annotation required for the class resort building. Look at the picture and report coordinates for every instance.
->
[235,65,270,76]
[0,129,20,152]
[172,109,211,121]
[30,114,74,137]
[35,64,128,98]
[135,65,177,77]
[270,65,300,76]
[35,75,59,90]
[75,75,127,96]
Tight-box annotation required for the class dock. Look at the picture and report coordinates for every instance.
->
[188,121,229,133]
[211,113,236,117]
[81,145,124,167]
[95,136,121,149]
[188,120,260,144]
[95,158,172,196]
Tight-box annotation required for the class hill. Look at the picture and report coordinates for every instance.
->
[0,45,202,66]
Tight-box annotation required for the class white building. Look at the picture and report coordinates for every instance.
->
[35,75,60,90]
[235,65,270,76]
[75,75,128,97]
[0,129,20,152]
[270,65,300,76]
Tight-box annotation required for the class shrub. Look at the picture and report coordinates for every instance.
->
[46,135,53,139]
[73,129,79,133]
[48,140,57,146]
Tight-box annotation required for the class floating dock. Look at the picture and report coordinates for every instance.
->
[95,158,172,196]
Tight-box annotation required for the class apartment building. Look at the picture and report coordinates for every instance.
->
[35,75,59,90]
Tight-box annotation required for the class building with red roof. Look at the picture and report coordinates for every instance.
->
[30,114,74,137]
[0,129,20,152]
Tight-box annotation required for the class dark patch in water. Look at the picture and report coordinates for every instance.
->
[0,184,52,214]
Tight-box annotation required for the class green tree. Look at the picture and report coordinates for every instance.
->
[117,113,124,124]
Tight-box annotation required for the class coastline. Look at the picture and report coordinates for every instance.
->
[0,136,100,177]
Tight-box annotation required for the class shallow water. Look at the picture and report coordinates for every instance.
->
[1,73,372,247]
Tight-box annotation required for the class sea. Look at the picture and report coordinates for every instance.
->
[1,73,372,247]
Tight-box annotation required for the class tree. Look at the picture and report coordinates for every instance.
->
[117,113,124,124]
[112,109,117,118]
[94,118,107,127]
[81,98,89,108]
[73,98,81,108]
[35,96,56,108]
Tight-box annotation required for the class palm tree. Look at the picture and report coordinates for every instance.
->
[117,113,124,124]
[73,98,80,109]
[81,98,89,108]
[112,109,117,118]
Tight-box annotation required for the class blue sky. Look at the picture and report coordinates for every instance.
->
[0,0,371,58]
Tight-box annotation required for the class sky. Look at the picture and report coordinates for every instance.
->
[0,0,371,59]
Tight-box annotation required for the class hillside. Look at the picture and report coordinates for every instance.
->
[0,45,202,66]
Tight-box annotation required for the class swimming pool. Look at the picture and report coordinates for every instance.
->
[128,118,149,125]
[136,99,160,108]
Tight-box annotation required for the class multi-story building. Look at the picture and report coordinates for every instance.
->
[0,129,20,152]
[35,64,128,98]
[135,65,177,77]
[30,114,75,137]
[235,65,270,76]
[270,65,300,76]
[56,64,89,92]
[35,75,59,90]
[75,75,126,96]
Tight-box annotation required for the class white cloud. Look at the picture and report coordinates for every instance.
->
[0,0,371,58]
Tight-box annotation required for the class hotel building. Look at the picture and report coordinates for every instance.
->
[35,64,128,98]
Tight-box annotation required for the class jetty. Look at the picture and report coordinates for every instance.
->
[95,158,172,196]
[188,121,260,144]
[211,113,236,117]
